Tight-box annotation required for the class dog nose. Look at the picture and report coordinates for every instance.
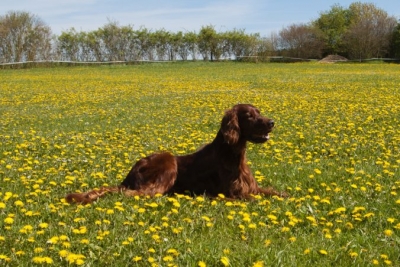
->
[268,120,275,127]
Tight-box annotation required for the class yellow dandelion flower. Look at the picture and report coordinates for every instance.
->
[75,259,85,265]
[372,259,379,265]
[106,209,114,214]
[0,254,11,262]
[4,217,14,224]
[281,226,290,232]
[132,256,142,262]
[80,239,89,244]
[220,256,230,266]
[34,247,44,253]
[387,218,396,223]
[163,255,173,262]
[384,229,393,237]
[59,250,69,257]
[15,251,25,256]
[39,223,49,229]
[319,250,328,255]
[253,261,264,267]
[349,252,358,258]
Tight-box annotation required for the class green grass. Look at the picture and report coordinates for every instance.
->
[0,62,399,266]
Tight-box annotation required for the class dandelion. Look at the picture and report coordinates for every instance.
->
[319,250,328,255]
[346,222,354,229]
[281,226,290,232]
[304,249,311,254]
[252,261,264,267]
[106,209,114,214]
[196,196,205,202]
[384,260,392,265]
[384,229,393,237]
[387,218,396,223]
[364,212,375,218]
[324,233,332,239]
[249,223,257,229]
[4,217,14,224]
[76,259,85,265]
[372,259,379,265]
[146,202,158,208]
[167,248,179,256]
[333,207,346,214]
[15,251,25,256]
[0,254,11,262]
[132,256,142,262]
[201,216,211,222]
[32,256,53,264]
[198,261,207,267]
[349,251,358,258]
[220,256,230,266]
[39,222,49,229]
[14,200,24,207]
[163,255,173,262]
[34,247,44,253]
[59,250,69,257]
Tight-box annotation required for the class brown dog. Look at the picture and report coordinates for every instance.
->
[66,104,287,204]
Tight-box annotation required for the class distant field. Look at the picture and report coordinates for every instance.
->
[1,62,399,266]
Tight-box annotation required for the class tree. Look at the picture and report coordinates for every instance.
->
[133,27,154,61]
[153,29,171,60]
[313,4,351,56]
[225,29,259,59]
[182,31,198,60]
[57,28,80,61]
[198,25,223,61]
[97,20,135,61]
[344,2,397,60]
[389,22,400,58]
[0,11,52,63]
[278,23,324,58]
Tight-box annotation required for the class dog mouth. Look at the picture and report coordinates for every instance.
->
[250,132,271,143]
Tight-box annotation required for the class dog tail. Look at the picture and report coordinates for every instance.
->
[65,186,127,204]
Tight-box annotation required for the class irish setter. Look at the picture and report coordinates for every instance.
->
[66,104,287,204]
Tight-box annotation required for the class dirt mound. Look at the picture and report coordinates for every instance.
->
[319,55,348,63]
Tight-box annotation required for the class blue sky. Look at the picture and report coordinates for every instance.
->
[2,0,398,36]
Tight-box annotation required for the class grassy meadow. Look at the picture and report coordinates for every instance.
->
[0,62,399,266]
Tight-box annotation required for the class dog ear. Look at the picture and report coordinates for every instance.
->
[221,108,240,145]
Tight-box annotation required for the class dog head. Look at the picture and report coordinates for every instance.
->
[221,104,274,145]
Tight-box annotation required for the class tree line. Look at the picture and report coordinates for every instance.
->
[1,2,399,63]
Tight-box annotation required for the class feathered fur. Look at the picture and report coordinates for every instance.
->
[65,104,287,204]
